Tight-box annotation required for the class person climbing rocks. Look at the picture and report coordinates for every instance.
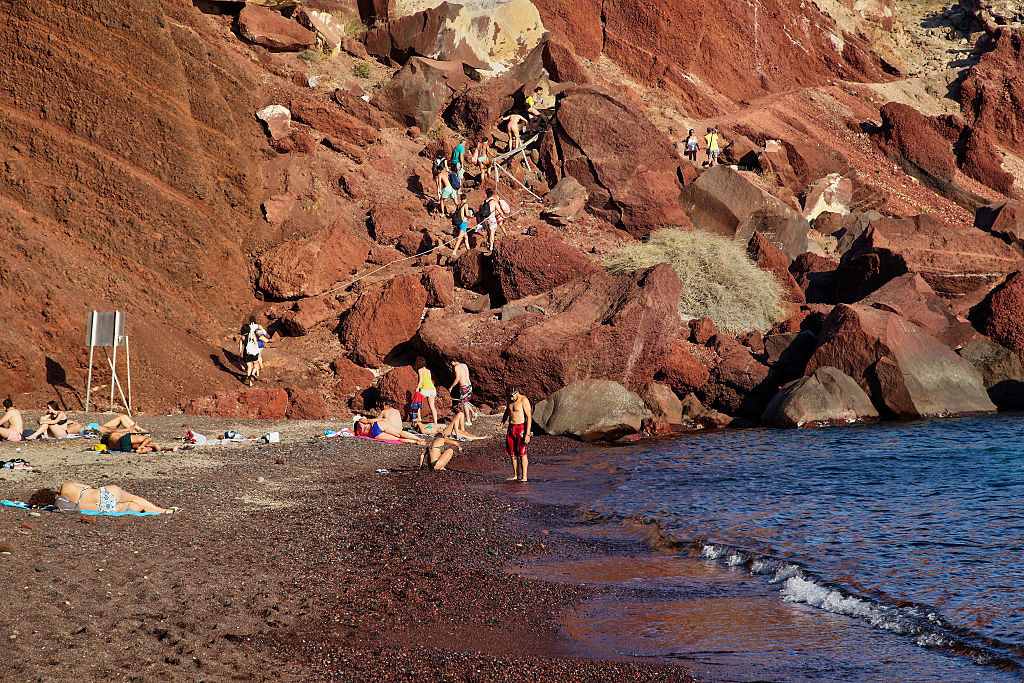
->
[433,155,455,214]
[498,386,532,482]
[503,113,526,152]
[704,126,720,167]
[472,139,492,180]
[447,359,474,427]
[476,188,504,254]
[526,87,545,130]
[450,192,473,260]
[451,138,467,184]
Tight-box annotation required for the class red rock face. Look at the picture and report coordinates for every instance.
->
[657,341,711,395]
[376,365,418,407]
[339,273,428,366]
[420,265,455,307]
[959,127,1015,196]
[790,252,838,304]
[876,102,957,181]
[290,96,380,147]
[703,336,774,416]
[542,40,592,84]
[186,387,290,419]
[837,214,1022,301]
[330,356,376,394]
[857,273,978,349]
[238,5,316,51]
[285,385,328,419]
[971,271,1024,364]
[747,232,805,304]
[976,201,1024,244]
[370,57,471,131]
[961,28,1024,156]
[546,88,692,237]
[807,304,995,417]
[416,264,682,403]
[490,236,602,303]
[447,76,520,141]
[258,221,371,299]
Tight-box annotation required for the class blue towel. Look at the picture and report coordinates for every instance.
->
[2,499,162,516]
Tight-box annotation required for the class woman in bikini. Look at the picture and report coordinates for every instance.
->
[353,405,426,445]
[29,483,178,514]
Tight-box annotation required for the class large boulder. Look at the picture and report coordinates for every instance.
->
[960,27,1024,156]
[371,57,471,131]
[976,200,1024,245]
[836,214,1022,301]
[702,336,773,417]
[238,4,316,51]
[656,340,712,395]
[761,366,879,427]
[534,380,650,441]
[447,76,519,140]
[490,235,601,302]
[806,303,996,418]
[339,273,428,366]
[186,387,289,419]
[875,102,957,181]
[956,337,1024,410]
[959,126,1016,195]
[421,265,455,307]
[858,273,977,348]
[790,252,838,303]
[639,381,683,424]
[747,232,805,304]
[971,270,1024,363]
[541,175,588,226]
[680,165,810,259]
[258,221,371,299]
[544,88,692,238]
[290,96,380,147]
[415,263,682,404]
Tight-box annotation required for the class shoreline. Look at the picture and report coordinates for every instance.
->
[0,413,695,680]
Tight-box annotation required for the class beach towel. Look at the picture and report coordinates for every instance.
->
[2,500,163,516]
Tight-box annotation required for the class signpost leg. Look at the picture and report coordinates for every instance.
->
[85,345,95,412]
[110,341,118,412]
[125,335,132,414]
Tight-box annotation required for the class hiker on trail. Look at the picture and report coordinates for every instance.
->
[354,403,426,445]
[449,192,474,260]
[503,113,526,151]
[498,386,532,482]
[414,356,439,424]
[476,188,504,254]
[683,128,699,162]
[30,483,179,514]
[452,138,467,183]
[101,429,178,453]
[239,317,269,386]
[433,155,455,214]
[472,140,492,177]
[704,126,720,167]
[0,397,24,442]
[447,360,473,426]
[526,87,545,128]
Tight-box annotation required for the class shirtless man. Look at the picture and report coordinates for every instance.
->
[0,397,24,442]
[497,386,532,482]
[503,113,526,151]
[420,422,463,470]
[447,359,474,426]
[476,189,504,254]
[102,429,178,453]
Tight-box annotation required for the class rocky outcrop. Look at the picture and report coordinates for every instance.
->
[656,341,712,396]
[960,28,1024,155]
[421,265,455,307]
[371,57,471,131]
[761,366,879,427]
[534,380,650,441]
[639,381,683,424]
[186,386,312,419]
[858,273,977,348]
[490,236,601,302]
[339,273,428,366]
[446,76,519,140]
[541,176,588,225]
[258,221,371,299]
[543,88,692,237]
[290,96,380,147]
[330,356,376,394]
[802,174,853,221]
[875,102,958,181]
[956,337,1024,410]
[790,252,838,303]
[680,165,809,259]
[959,126,1016,195]
[415,264,682,403]
[976,201,1024,244]
[702,337,774,417]
[836,214,1022,301]
[238,5,316,51]
[971,270,1024,363]
[747,232,805,303]
[806,304,996,417]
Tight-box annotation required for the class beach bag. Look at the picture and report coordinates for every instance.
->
[245,327,260,356]
[498,199,510,215]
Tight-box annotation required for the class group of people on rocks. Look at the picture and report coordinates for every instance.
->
[431,137,509,258]
[680,125,723,167]
[353,357,534,482]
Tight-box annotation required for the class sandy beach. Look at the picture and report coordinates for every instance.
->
[0,411,693,680]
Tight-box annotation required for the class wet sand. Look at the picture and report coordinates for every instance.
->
[0,412,693,680]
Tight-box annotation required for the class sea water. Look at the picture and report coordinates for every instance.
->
[563,415,1024,681]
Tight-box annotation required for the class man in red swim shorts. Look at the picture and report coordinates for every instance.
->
[498,386,532,482]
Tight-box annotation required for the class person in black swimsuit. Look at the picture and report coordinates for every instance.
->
[101,429,178,453]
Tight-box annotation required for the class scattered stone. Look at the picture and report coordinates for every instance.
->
[540,176,588,226]
[255,105,292,141]
[463,293,492,314]
[262,194,297,225]
[238,4,316,51]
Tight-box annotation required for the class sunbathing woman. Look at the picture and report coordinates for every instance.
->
[101,429,178,453]
[29,483,178,514]
[28,410,145,439]
[354,405,425,445]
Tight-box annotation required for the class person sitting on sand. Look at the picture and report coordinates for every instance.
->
[354,404,425,445]
[101,429,178,453]
[29,483,179,514]
[0,397,24,442]
[498,386,532,482]
[27,400,74,439]
[420,430,462,470]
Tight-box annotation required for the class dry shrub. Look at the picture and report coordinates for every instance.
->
[604,230,785,332]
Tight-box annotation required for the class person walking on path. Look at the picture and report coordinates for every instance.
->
[447,360,473,426]
[239,318,269,386]
[449,193,473,260]
[414,357,439,424]
[451,138,467,183]
[704,126,720,167]
[433,155,456,214]
[683,128,699,162]
[477,189,504,254]
[0,397,24,441]
[498,386,532,482]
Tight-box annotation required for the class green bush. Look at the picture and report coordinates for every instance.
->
[604,229,785,332]
[352,61,371,79]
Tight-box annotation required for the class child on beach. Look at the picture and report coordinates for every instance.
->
[497,386,532,482]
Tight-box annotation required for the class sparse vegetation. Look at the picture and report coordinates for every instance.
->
[352,61,372,79]
[374,75,388,89]
[298,49,323,66]
[604,229,785,332]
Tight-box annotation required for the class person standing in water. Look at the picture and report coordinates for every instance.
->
[497,386,532,482]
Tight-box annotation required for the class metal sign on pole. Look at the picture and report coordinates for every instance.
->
[85,311,130,414]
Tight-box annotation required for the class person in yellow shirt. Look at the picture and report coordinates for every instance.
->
[414,356,438,424]
[704,126,720,167]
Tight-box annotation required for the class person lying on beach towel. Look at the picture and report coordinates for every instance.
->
[354,403,425,445]
[27,410,144,440]
[28,483,179,514]
[101,429,178,453]
[412,412,491,440]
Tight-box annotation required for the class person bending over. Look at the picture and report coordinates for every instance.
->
[420,429,463,470]
[101,429,178,453]
[498,386,532,482]
[29,483,178,514]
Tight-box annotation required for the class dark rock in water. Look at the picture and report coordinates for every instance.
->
[956,337,1024,410]
[761,366,879,427]
[679,392,705,419]
[534,380,650,441]
[806,303,995,418]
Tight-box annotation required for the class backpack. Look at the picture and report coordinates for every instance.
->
[448,170,461,190]
[478,199,492,220]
